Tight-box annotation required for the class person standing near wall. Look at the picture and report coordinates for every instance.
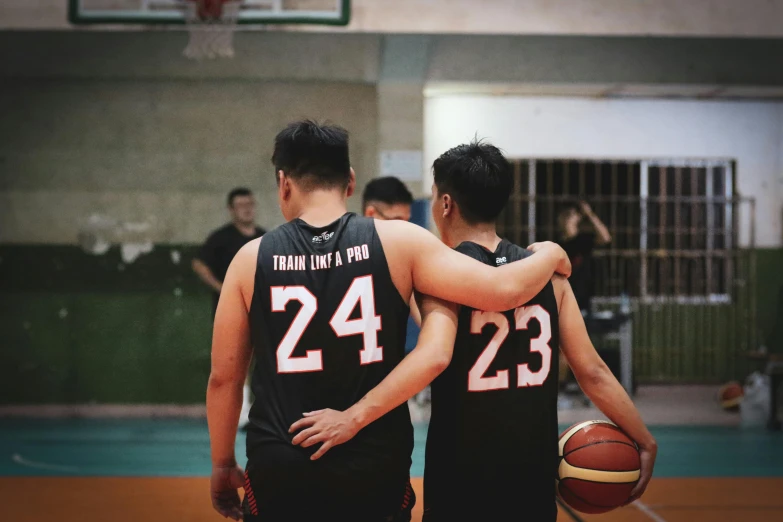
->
[193,187,265,430]
[557,201,612,395]
[557,201,612,315]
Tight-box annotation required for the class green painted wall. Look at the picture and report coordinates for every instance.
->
[611,248,781,383]
[1,246,782,403]
[755,248,783,353]
[632,299,754,383]
[0,245,213,404]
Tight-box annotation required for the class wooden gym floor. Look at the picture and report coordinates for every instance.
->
[1,414,781,521]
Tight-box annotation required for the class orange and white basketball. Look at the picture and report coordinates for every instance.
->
[718,381,743,411]
[557,420,641,514]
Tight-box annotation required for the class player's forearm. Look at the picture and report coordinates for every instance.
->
[347,347,450,431]
[206,373,244,467]
[409,296,422,327]
[586,212,612,244]
[487,250,560,311]
[576,363,656,449]
[193,260,223,293]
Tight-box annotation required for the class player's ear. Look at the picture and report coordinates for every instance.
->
[346,168,356,198]
[364,205,377,218]
[278,171,292,202]
[442,193,453,218]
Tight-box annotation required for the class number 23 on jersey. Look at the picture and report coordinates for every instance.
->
[271,275,382,373]
[468,305,552,392]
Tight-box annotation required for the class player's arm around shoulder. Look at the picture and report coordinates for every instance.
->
[288,292,458,461]
[375,219,571,312]
[553,275,657,503]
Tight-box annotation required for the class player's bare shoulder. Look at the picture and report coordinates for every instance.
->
[373,218,433,254]
[372,218,431,304]
[235,236,262,265]
[229,236,262,308]
[373,217,424,239]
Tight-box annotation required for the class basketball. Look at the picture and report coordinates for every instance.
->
[718,381,744,411]
[557,420,641,514]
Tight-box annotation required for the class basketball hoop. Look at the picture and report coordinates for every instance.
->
[182,0,241,60]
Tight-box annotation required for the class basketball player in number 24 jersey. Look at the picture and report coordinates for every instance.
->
[206,121,572,522]
[423,141,658,521]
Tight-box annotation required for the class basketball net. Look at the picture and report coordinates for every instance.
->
[182,0,241,60]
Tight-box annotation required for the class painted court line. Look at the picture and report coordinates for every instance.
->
[634,500,667,522]
[11,453,80,473]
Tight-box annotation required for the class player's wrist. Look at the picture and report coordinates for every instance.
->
[212,456,237,468]
[638,437,657,452]
[346,402,371,431]
[543,245,570,276]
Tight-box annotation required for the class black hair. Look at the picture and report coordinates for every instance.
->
[361,176,414,210]
[227,187,253,206]
[271,120,351,190]
[558,203,580,218]
[432,139,513,224]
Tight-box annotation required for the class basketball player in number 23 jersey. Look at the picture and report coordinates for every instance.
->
[205,121,573,522]
[420,141,658,521]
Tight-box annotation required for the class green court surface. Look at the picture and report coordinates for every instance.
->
[1,419,781,478]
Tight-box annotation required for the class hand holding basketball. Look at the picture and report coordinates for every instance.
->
[557,420,654,514]
[626,440,658,504]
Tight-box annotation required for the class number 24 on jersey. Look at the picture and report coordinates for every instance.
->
[271,275,382,373]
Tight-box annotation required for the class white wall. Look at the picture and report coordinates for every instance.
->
[424,96,783,248]
[7,0,783,37]
[349,0,783,37]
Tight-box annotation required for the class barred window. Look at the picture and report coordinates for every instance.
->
[497,159,736,302]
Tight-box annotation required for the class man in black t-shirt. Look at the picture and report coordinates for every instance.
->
[193,188,266,313]
[194,187,265,431]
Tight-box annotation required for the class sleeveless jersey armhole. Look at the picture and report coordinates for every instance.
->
[248,236,266,319]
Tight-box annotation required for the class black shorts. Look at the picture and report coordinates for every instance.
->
[423,501,556,522]
[242,446,415,522]
[423,481,556,522]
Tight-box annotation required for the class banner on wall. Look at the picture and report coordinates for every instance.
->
[379,150,423,181]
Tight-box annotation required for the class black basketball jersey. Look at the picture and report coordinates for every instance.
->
[423,239,560,522]
[245,213,412,514]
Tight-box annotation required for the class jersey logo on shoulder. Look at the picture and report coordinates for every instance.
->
[495,256,507,265]
[312,231,335,243]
